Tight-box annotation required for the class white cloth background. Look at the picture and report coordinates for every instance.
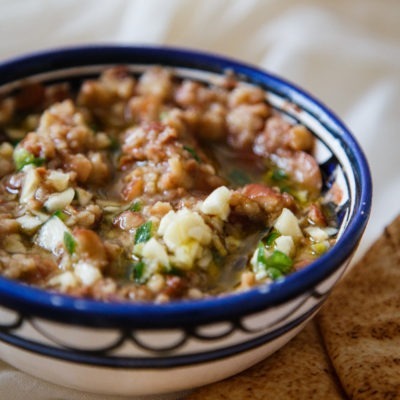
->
[0,0,399,398]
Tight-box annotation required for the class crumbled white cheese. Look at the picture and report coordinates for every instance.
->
[200,186,231,220]
[274,235,295,256]
[274,208,303,239]
[44,187,75,212]
[74,261,102,286]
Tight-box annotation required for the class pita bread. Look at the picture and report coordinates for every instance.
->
[318,215,400,400]
[185,320,345,399]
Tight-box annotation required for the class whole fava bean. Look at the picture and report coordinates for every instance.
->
[288,125,314,152]
[242,183,278,199]
[228,85,266,108]
[73,228,108,269]
[113,211,145,231]
[0,219,19,235]
[272,150,322,194]
[122,179,143,201]
[0,66,340,303]
[0,142,13,158]
[64,154,92,183]
[0,98,15,124]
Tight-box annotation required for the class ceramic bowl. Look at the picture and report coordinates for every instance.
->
[0,46,372,398]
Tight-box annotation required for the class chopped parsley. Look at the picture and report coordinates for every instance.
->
[129,200,142,212]
[183,145,201,163]
[134,221,153,244]
[53,210,67,222]
[257,246,293,280]
[127,261,146,283]
[271,168,288,181]
[165,265,184,277]
[63,232,76,255]
[264,250,293,274]
[228,169,251,186]
[13,147,45,171]
[109,137,120,151]
[211,249,224,266]
[265,230,280,246]
[90,122,99,132]
[266,267,284,280]
[257,241,267,266]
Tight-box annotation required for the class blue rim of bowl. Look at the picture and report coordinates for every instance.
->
[0,45,372,329]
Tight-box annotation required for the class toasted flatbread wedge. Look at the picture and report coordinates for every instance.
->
[186,320,345,399]
[318,215,400,400]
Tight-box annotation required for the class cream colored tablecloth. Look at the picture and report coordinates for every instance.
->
[0,0,399,398]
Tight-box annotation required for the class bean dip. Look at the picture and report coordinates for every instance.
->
[0,67,339,302]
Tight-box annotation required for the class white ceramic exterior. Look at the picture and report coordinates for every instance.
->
[0,260,348,396]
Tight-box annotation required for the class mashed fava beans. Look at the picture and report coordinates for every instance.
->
[0,67,339,302]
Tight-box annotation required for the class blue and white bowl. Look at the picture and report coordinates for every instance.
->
[0,46,372,397]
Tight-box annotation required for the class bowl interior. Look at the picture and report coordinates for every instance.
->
[0,46,372,328]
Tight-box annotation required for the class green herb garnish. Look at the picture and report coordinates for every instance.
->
[280,186,291,194]
[265,231,280,246]
[90,122,99,132]
[257,247,293,280]
[266,267,284,280]
[271,168,288,181]
[130,201,142,212]
[211,249,224,266]
[63,232,76,255]
[165,265,184,277]
[264,250,293,274]
[134,221,153,244]
[228,169,251,186]
[13,147,45,171]
[183,145,201,163]
[53,210,67,221]
[257,242,267,266]
[11,139,21,147]
[109,137,120,151]
[127,261,146,283]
